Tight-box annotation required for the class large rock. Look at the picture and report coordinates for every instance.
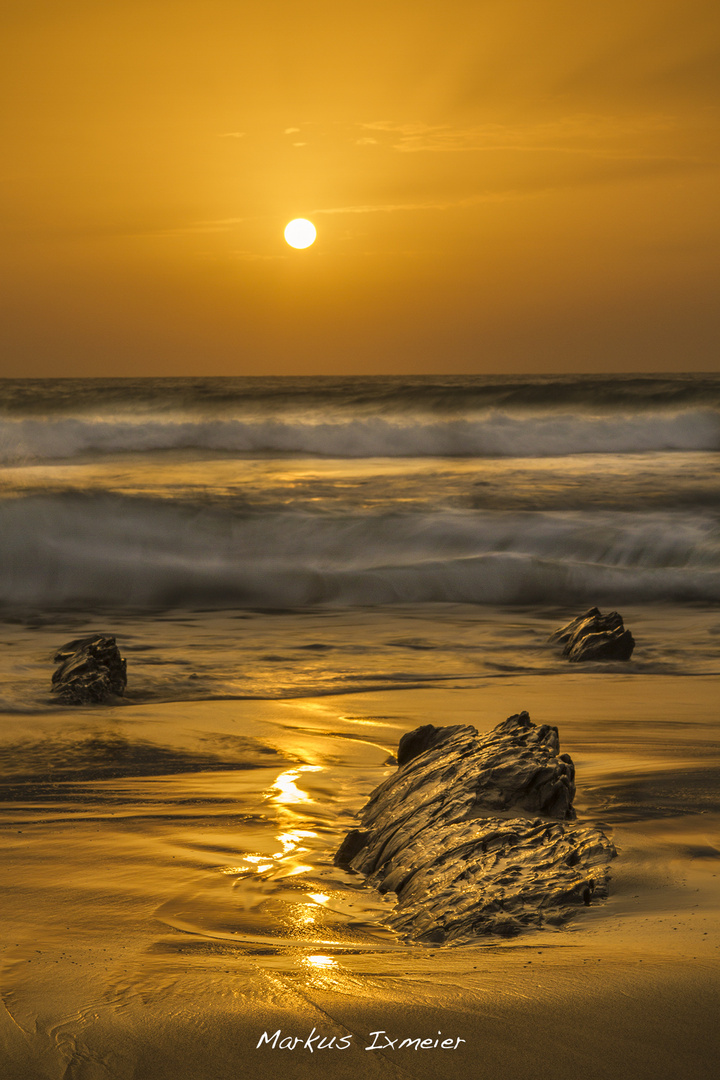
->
[548,607,635,662]
[51,635,127,704]
[335,712,615,942]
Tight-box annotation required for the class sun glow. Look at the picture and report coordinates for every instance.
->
[284,218,317,249]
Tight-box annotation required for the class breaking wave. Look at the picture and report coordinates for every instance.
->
[2,493,719,609]
[2,408,719,464]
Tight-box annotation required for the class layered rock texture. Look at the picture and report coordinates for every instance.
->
[548,607,635,662]
[335,713,615,942]
[51,635,127,705]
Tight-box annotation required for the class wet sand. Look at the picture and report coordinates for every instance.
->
[1,675,719,1080]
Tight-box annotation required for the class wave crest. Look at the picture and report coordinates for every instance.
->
[2,408,719,464]
[2,494,718,609]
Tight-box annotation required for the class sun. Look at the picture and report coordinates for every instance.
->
[284,218,317,249]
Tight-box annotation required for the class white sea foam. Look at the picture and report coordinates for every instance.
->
[1,407,719,464]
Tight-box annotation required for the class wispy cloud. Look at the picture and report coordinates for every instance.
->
[311,192,526,217]
[217,131,246,139]
[357,113,714,162]
[312,201,450,216]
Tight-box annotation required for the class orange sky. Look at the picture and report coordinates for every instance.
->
[2,0,719,376]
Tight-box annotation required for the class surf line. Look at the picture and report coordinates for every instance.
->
[255,1028,466,1051]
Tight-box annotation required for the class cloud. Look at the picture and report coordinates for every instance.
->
[217,131,246,138]
[284,127,301,134]
[312,202,446,216]
[356,112,717,164]
[310,193,520,217]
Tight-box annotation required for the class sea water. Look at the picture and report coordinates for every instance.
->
[1,373,719,708]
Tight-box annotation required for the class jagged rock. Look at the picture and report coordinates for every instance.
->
[548,607,635,661]
[335,712,615,942]
[397,724,468,766]
[51,635,127,704]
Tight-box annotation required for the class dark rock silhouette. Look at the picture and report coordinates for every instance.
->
[51,636,127,704]
[335,712,615,942]
[548,607,635,661]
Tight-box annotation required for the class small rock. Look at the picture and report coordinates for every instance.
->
[51,635,127,704]
[548,607,635,662]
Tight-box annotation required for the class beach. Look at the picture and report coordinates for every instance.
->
[1,611,719,1080]
[1,375,719,1078]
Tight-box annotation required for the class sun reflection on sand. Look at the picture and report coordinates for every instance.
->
[211,756,395,954]
[268,765,322,804]
[277,830,317,855]
[305,954,336,969]
[218,829,320,880]
[296,953,341,989]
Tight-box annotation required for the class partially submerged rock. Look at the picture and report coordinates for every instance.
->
[51,635,127,704]
[548,607,635,662]
[335,712,615,942]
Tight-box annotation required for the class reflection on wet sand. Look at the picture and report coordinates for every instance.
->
[269,766,323,806]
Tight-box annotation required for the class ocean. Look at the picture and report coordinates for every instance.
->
[1,373,719,707]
